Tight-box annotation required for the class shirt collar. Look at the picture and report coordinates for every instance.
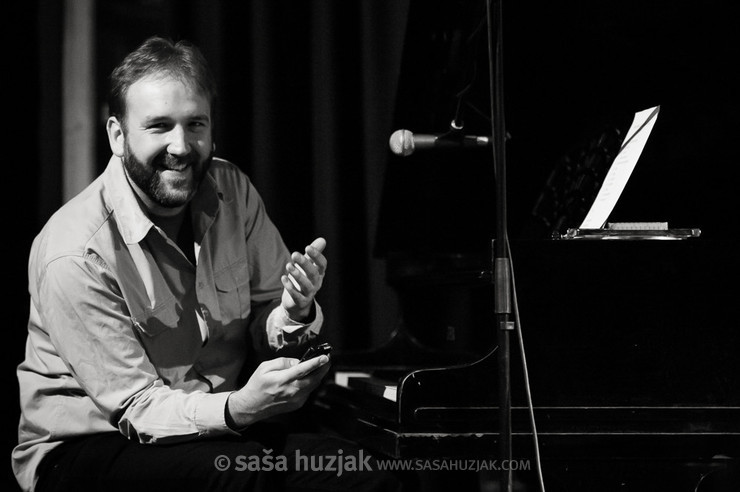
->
[103,155,221,245]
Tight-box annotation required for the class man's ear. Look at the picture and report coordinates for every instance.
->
[106,116,125,157]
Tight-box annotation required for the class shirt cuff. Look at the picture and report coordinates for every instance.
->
[265,302,323,350]
[194,390,240,436]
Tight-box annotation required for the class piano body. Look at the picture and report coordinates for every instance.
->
[311,239,740,489]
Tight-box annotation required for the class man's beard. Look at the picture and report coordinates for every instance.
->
[122,142,213,208]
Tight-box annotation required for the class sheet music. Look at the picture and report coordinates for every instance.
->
[580,105,660,229]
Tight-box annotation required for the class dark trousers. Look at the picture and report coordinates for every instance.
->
[35,423,405,492]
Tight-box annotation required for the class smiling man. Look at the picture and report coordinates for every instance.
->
[12,36,400,492]
[114,74,213,209]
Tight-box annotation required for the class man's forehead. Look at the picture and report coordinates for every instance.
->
[124,74,210,114]
[127,73,196,96]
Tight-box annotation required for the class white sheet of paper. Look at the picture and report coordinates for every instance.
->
[579,106,661,229]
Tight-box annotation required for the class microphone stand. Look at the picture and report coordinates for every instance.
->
[486,1,514,491]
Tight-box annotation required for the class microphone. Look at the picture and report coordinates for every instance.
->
[389,129,491,157]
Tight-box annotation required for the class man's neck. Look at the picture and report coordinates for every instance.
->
[150,206,196,264]
[150,207,185,238]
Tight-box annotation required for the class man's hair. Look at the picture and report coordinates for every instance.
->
[108,36,217,124]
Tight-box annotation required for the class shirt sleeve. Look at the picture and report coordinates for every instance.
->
[38,254,238,444]
[265,302,323,350]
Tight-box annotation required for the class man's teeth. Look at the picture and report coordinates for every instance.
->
[164,165,188,172]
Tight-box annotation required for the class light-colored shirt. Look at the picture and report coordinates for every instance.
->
[13,156,322,492]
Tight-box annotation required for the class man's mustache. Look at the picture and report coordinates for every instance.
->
[153,152,198,170]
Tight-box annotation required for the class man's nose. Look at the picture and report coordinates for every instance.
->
[166,126,190,156]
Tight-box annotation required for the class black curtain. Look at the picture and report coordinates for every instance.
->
[216,1,410,350]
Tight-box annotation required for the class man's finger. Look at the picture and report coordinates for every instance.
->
[259,357,295,373]
[282,274,310,301]
[307,237,326,254]
[285,355,330,380]
[303,243,327,275]
[291,253,319,280]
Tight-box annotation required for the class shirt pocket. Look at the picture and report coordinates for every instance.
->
[214,256,252,323]
[130,293,181,338]
[129,295,202,379]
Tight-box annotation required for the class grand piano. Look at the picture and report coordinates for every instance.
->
[311,239,740,490]
[310,1,739,490]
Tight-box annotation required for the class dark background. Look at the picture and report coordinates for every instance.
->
[6,0,739,489]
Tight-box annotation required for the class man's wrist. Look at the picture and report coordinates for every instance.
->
[285,302,316,324]
[225,392,251,432]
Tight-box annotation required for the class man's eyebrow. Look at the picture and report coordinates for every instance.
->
[140,115,170,126]
[140,113,211,125]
